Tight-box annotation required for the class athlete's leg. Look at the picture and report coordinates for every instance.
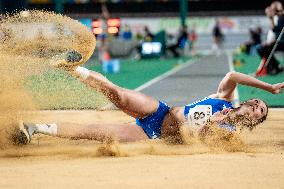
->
[23,122,148,142]
[52,51,159,119]
[81,71,159,119]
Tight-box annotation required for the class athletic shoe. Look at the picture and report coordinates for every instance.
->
[11,128,29,145]
[14,122,38,145]
[65,50,82,63]
[51,50,83,70]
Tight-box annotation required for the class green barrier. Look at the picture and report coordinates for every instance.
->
[233,53,284,107]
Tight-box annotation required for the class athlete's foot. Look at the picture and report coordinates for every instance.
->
[11,124,28,145]
[65,50,83,63]
[50,50,83,71]
[13,122,38,145]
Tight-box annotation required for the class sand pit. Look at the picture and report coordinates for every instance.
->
[0,10,283,189]
[0,109,283,189]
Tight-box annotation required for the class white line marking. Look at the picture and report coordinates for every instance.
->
[269,108,284,111]
[226,51,240,107]
[135,59,198,91]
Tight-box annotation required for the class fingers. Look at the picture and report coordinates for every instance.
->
[279,83,284,93]
[275,83,284,93]
[274,82,284,89]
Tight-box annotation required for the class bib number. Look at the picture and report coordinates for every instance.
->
[188,105,212,128]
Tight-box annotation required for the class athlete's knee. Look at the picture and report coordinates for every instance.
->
[104,86,127,106]
[114,88,130,107]
[107,87,132,110]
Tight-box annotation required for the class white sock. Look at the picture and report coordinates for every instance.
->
[35,123,58,135]
[75,66,90,80]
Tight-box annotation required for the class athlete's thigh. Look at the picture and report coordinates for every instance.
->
[119,88,160,119]
[92,77,159,119]
[87,123,148,142]
[59,122,148,142]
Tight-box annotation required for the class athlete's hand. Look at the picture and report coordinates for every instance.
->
[270,82,284,94]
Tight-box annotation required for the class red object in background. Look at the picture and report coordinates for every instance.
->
[103,51,111,61]
[107,18,120,27]
[108,27,119,34]
[189,32,197,41]
[93,27,102,35]
[92,18,120,35]
[92,20,101,28]
[255,58,268,77]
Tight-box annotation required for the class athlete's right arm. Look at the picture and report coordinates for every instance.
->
[215,71,284,101]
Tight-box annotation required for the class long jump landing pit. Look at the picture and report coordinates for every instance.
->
[0,109,283,189]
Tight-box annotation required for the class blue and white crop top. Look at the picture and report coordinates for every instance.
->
[184,97,234,128]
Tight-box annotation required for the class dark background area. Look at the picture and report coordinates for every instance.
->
[0,0,282,16]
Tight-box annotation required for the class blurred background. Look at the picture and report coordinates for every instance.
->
[0,0,275,52]
[0,0,283,108]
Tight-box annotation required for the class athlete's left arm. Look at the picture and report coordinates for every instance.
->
[215,71,284,100]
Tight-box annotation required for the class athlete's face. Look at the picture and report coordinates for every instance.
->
[235,99,268,122]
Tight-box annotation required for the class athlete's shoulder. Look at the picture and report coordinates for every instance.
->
[208,93,218,99]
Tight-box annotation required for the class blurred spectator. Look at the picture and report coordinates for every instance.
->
[166,25,188,58]
[212,19,224,55]
[134,26,154,59]
[98,3,110,64]
[242,27,262,55]
[256,1,284,76]
[166,33,179,57]
[255,27,263,43]
[266,6,277,44]
[135,31,143,41]
[188,26,198,56]
[177,25,188,49]
[121,24,133,40]
[143,26,154,42]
